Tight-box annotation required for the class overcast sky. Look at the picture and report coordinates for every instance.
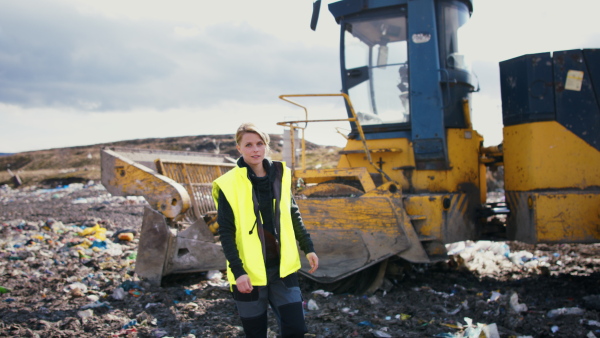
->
[1,0,599,153]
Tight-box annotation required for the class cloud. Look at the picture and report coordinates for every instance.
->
[1,0,599,152]
[0,1,339,113]
[0,2,174,109]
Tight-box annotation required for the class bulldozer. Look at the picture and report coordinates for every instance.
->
[101,0,600,293]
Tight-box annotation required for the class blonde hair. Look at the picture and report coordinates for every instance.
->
[235,123,271,152]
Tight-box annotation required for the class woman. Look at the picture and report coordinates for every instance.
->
[212,123,319,337]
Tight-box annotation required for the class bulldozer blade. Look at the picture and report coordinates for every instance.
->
[297,195,412,283]
[135,206,226,286]
[135,207,173,286]
[162,217,226,276]
[101,148,192,219]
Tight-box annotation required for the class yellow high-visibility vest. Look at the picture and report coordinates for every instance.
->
[212,162,301,286]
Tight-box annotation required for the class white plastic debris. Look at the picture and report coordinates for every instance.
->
[547,307,585,318]
[488,291,502,302]
[444,240,557,278]
[510,250,534,265]
[581,319,600,327]
[86,294,100,302]
[372,330,392,337]
[458,317,500,338]
[64,282,88,296]
[112,287,126,300]
[206,270,222,281]
[306,299,319,311]
[311,289,333,297]
[509,292,528,313]
[77,309,94,321]
[483,323,500,338]
[368,295,381,305]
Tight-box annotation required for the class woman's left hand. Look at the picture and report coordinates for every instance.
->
[306,252,319,274]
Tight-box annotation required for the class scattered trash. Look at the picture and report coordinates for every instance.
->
[122,319,137,329]
[372,329,392,337]
[81,301,111,310]
[367,295,380,305]
[119,281,143,291]
[483,323,500,338]
[151,329,169,337]
[547,307,585,318]
[445,240,552,276]
[582,319,600,328]
[129,289,142,297]
[509,292,528,313]
[397,313,411,320]
[311,289,333,297]
[64,282,88,297]
[307,299,319,311]
[462,318,498,338]
[111,328,137,337]
[437,318,500,338]
[1,182,598,337]
[488,291,502,302]
[206,270,222,281]
[77,309,94,321]
[357,320,374,327]
[79,223,107,241]
[117,232,134,241]
[112,288,126,300]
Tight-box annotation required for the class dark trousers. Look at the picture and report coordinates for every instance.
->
[232,269,307,338]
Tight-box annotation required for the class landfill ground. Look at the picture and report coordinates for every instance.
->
[1,183,600,338]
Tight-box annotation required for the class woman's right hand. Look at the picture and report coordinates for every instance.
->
[235,274,253,293]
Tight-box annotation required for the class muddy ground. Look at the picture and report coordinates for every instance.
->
[1,183,600,338]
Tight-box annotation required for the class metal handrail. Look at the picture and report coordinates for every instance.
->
[277,93,393,183]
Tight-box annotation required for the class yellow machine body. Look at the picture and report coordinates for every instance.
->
[503,121,600,243]
[278,94,487,283]
[337,129,485,200]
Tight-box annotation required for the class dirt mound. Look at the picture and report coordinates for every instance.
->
[1,183,600,337]
[0,134,339,190]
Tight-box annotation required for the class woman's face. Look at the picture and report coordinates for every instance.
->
[237,132,266,167]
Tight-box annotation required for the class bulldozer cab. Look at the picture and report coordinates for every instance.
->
[331,0,476,169]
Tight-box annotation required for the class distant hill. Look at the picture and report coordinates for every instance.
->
[0,153,14,157]
[0,134,340,188]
